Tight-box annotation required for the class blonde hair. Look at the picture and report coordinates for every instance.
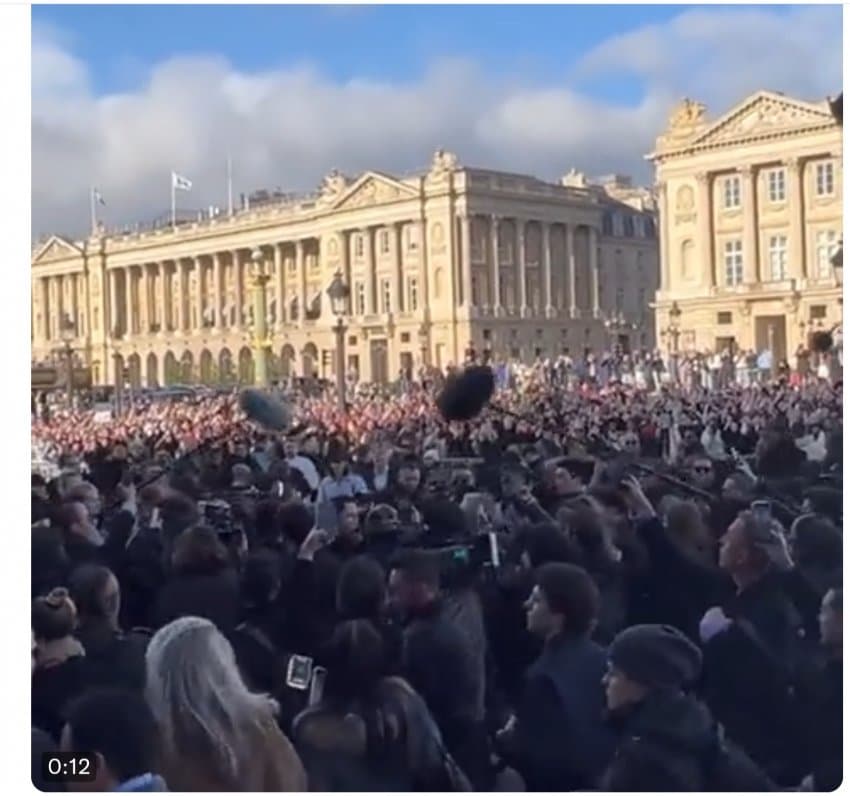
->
[145,616,278,787]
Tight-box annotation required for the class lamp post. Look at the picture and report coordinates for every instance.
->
[58,313,76,406]
[250,248,272,388]
[661,302,682,384]
[327,270,350,412]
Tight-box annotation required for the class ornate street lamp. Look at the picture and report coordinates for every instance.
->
[250,248,272,388]
[327,270,350,411]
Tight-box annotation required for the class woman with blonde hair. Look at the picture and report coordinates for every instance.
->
[145,616,306,791]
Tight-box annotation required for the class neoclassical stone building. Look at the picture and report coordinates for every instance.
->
[31,151,658,387]
[649,91,843,359]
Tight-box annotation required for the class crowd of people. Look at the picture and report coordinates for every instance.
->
[31,356,842,791]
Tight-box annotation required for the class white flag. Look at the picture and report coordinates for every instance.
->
[93,188,106,206]
[172,172,193,191]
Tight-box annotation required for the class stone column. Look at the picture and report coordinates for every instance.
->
[784,156,805,280]
[193,257,203,331]
[178,260,189,332]
[295,240,306,321]
[274,243,284,325]
[108,269,119,335]
[740,165,758,284]
[213,253,223,329]
[157,263,167,331]
[695,172,714,287]
[589,226,600,316]
[567,224,577,316]
[341,232,352,313]
[362,229,374,313]
[121,268,134,337]
[517,219,527,315]
[656,181,669,293]
[233,250,244,327]
[459,214,472,308]
[490,215,501,311]
[40,277,50,340]
[390,223,403,311]
[542,223,553,316]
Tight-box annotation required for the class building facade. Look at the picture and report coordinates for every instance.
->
[31,150,658,388]
[649,91,843,360]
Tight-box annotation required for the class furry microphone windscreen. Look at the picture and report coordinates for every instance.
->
[436,365,496,422]
[811,331,834,353]
[238,389,291,431]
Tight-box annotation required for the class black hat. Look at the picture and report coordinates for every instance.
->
[608,624,702,689]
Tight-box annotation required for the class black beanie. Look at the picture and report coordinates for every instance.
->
[608,624,702,689]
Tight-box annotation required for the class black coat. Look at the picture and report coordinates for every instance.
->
[32,656,89,741]
[402,599,483,731]
[153,568,240,634]
[504,634,614,791]
[601,690,774,792]
[75,621,148,692]
[700,573,806,784]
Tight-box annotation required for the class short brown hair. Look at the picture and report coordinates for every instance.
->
[171,525,229,575]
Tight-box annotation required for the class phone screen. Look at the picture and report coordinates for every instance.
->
[286,655,313,691]
[308,666,327,706]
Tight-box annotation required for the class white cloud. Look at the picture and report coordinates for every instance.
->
[32,6,841,240]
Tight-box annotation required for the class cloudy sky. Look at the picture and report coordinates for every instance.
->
[32,4,841,241]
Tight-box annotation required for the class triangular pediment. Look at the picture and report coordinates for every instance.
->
[689,91,835,148]
[32,235,83,264]
[332,171,418,210]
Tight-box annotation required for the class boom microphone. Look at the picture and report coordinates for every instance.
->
[238,389,292,431]
[436,366,496,421]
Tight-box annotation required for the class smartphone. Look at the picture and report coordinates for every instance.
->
[751,500,772,523]
[308,666,327,707]
[149,507,162,530]
[285,654,313,691]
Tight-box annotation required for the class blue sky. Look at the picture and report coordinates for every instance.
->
[32,5,841,239]
[36,4,715,99]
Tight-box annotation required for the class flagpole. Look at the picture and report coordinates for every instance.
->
[227,155,234,216]
[171,174,176,228]
[90,187,97,236]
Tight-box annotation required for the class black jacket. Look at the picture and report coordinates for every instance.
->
[601,689,774,792]
[153,567,240,634]
[701,573,807,783]
[503,633,614,790]
[75,621,148,692]
[401,599,483,738]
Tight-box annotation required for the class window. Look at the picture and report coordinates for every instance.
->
[380,230,390,254]
[638,288,647,308]
[623,216,634,237]
[810,305,827,320]
[612,214,624,236]
[816,162,834,196]
[634,216,644,237]
[767,235,787,281]
[535,329,543,339]
[724,240,743,285]
[400,332,410,343]
[380,278,392,313]
[407,276,419,311]
[717,311,733,325]
[723,176,741,209]
[815,230,839,278]
[602,212,613,236]
[354,282,366,315]
[348,335,358,345]
[645,217,656,238]
[767,169,786,202]
[355,235,364,258]
[483,329,492,341]
[615,287,624,311]
[406,225,419,251]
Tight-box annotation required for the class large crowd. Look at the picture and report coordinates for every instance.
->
[31,354,842,791]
